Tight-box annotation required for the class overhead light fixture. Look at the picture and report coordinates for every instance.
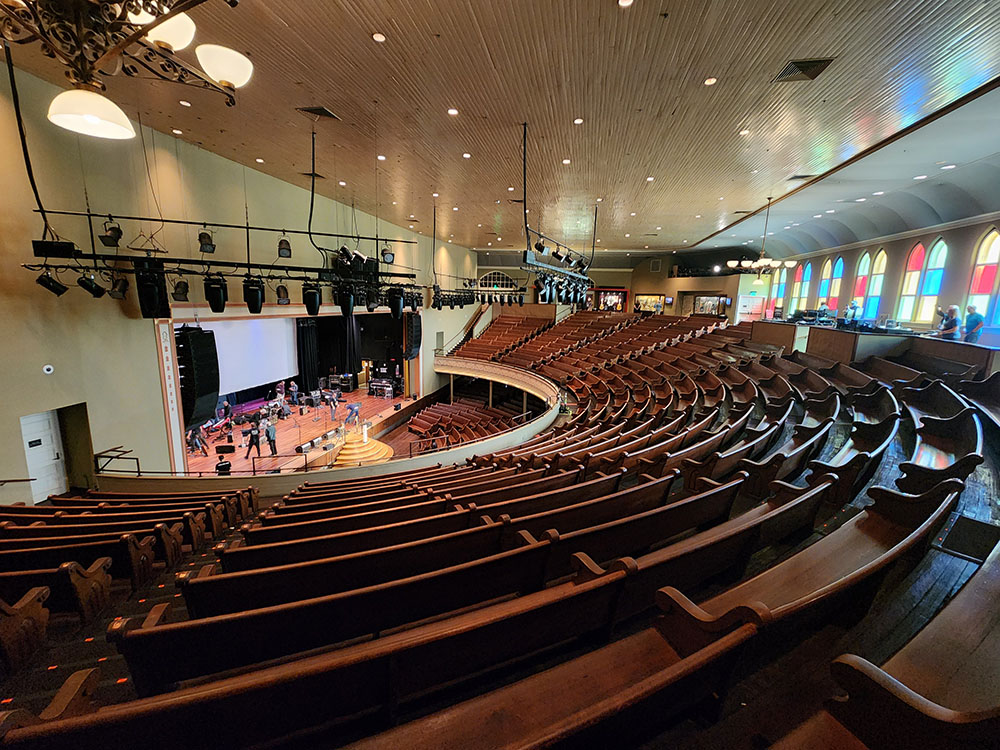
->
[202,275,226,312]
[377,154,386,161]
[255,157,264,164]
[726,260,739,268]
[704,77,718,86]
[784,260,797,268]
[913,174,928,180]
[872,191,885,195]
[197,230,215,254]
[337,245,353,263]
[573,117,584,125]
[855,198,866,202]
[448,107,459,116]
[940,164,956,170]
[275,284,290,305]
[713,265,721,273]
[242,277,264,314]
[35,272,68,296]
[170,279,189,302]
[299,283,320,316]
[141,11,196,51]
[338,180,347,187]
[387,287,404,319]
[562,158,571,165]
[99,219,123,248]
[618,0,634,7]
[195,44,254,89]
[739,129,750,136]
[462,152,471,159]
[826,209,835,213]
[372,32,387,43]
[381,246,395,264]
[171,128,183,135]
[367,294,379,313]
[336,287,354,317]
[179,100,191,107]
[47,89,136,140]
[277,236,292,258]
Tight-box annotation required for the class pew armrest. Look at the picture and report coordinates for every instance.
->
[866,479,964,529]
[654,586,771,655]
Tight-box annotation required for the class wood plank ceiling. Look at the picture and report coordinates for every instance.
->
[9,0,1000,257]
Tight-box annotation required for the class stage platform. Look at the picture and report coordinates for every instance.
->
[185,392,408,475]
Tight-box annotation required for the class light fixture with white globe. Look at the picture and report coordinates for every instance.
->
[143,11,196,52]
[195,44,254,88]
[47,88,136,140]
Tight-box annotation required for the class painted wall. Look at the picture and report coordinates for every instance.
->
[0,68,475,502]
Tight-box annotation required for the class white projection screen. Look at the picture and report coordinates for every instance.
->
[186,318,298,395]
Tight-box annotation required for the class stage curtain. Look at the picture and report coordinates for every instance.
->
[296,318,320,392]
[344,315,362,374]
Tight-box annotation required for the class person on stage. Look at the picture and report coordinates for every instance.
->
[222,400,232,419]
[265,420,277,456]
[289,380,299,405]
[244,420,262,459]
[345,402,361,427]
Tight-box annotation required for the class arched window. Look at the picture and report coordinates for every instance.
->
[818,257,844,311]
[897,242,926,321]
[478,270,518,289]
[854,250,886,318]
[898,240,947,322]
[967,229,1000,323]
[789,262,812,313]
[853,252,871,310]
[768,268,787,316]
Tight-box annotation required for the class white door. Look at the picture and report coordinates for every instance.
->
[20,411,68,504]
[736,295,766,324]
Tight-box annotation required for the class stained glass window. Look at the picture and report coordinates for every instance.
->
[967,229,1000,324]
[864,250,887,319]
[916,240,948,323]
[768,268,787,316]
[818,260,832,306]
[853,252,871,308]
[789,262,812,313]
[897,242,926,322]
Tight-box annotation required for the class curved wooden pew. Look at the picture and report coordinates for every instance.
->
[0,535,156,591]
[0,587,50,676]
[0,502,225,541]
[0,559,112,624]
[957,371,1000,434]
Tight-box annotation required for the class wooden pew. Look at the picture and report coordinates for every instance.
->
[0,559,112,623]
[0,535,156,591]
[894,408,984,494]
[737,416,837,500]
[0,511,206,553]
[76,487,254,518]
[825,535,1000,750]
[854,356,927,389]
[0,502,225,541]
[47,494,242,528]
[806,413,900,508]
[958,371,1000,434]
[0,587,49,676]
[679,414,785,488]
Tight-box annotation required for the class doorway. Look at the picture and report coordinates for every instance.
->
[20,410,68,504]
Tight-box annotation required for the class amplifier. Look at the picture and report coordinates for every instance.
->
[215,444,236,455]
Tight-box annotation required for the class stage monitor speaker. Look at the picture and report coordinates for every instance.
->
[174,326,220,430]
[215,444,236,455]
[403,312,421,360]
[134,259,171,319]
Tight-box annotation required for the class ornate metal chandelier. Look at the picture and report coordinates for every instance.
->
[0,0,252,139]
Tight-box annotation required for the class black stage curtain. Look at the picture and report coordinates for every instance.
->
[343,315,362,374]
[296,318,320,392]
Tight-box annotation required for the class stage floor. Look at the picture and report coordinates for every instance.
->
[185,392,408,475]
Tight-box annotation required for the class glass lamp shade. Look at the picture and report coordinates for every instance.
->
[725,260,739,268]
[195,45,254,88]
[127,9,156,24]
[143,12,196,51]
[752,275,765,286]
[769,259,783,268]
[739,260,753,268]
[784,260,798,268]
[47,89,136,139]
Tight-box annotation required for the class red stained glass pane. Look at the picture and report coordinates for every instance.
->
[907,244,925,271]
[972,264,996,295]
[854,277,867,297]
[794,265,803,282]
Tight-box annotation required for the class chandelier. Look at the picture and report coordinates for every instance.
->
[724,196,797,284]
[0,0,252,139]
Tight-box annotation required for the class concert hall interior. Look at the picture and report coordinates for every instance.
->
[1,2,1000,748]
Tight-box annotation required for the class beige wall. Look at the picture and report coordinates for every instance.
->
[0,69,475,502]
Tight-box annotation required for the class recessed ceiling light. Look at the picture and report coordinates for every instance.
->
[940,164,956,170]
[767,232,774,236]
[596,197,603,202]
[656,226,662,230]
[462,152,471,159]
[497,237,502,241]
[255,157,264,163]
[872,191,884,195]
[695,214,701,218]
[447,107,459,116]
[792,222,800,226]
[704,77,718,86]
[646,176,654,182]
[562,158,571,165]
[739,129,750,136]
[625,233,630,237]
[372,32,386,43]
[814,214,822,218]
[172,128,183,135]
[826,209,835,213]
[751,169,758,174]
[783,225,790,229]
[432,192,439,198]
[392,201,397,205]
[452,206,458,211]
[339,180,346,186]
[618,0,633,7]
[508,187,514,191]
[597,239,601,243]
[487,242,492,246]
[855,198,866,202]
[630,212,636,216]
[836,199,844,203]
[718,196,724,200]
[409,214,415,219]
[913,174,927,180]
[477,223,482,227]
[682,240,687,243]
[573,117,584,125]
[377,154,386,161]
[179,100,191,107]
[409,224,414,228]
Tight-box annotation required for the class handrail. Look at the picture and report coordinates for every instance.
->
[441,304,490,355]
[94,447,140,475]
[0,478,35,487]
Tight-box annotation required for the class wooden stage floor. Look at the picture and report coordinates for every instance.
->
[185,392,407,475]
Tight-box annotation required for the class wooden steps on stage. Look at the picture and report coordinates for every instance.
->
[332,434,394,467]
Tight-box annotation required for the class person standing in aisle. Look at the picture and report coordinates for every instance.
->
[264,419,277,456]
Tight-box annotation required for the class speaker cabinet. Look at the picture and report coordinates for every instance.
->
[175,326,220,430]
[215,444,236,455]
[403,312,422,360]
[134,259,171,319]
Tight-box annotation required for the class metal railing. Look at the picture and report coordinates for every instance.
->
[408,410,532,457]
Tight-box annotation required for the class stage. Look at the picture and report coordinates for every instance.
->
[185,392,409,475]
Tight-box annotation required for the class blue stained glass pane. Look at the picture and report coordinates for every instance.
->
[803,263,812,282]
[833,258,844,278]
[864,297,880,318]
[922,268,943,295]
[819,280,830,297]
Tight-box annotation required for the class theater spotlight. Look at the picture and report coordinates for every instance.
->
[366,293,379,313]
[336,287,354,317]
[77,273,106,298]
[99,219,123,248]
[243,276,265,314]
[198,230,215,254]
[337,245,353,264]
[303,283,322,316]
[275,284,290,306]
[108,276,130,300]
[387,287,404,319]
[518,293,524,306]
[533,240,548,255]
[203,275,226,312]
[277,236,292,258]
[171,279,189,302]
[381,245,395,264]
[410,292,420,312]
[552,248,566,263]
[36,272,68,296]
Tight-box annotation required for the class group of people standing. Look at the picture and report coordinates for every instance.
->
[934,304,985,343]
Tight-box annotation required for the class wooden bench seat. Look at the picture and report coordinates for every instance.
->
[889,350,979,386]
[787,351,879,398]
[854,356,927,389]
[0,559,112,623]
[897,379,970,427]
[680,415,784,488]
[738,415,837,500]
[806,413,901,507]
[0,534,156,591]
[0,502,225,540]
[0,587,49,675]
[894,408,984,494]
[826,534,1000,750]
[0,511,206,553]
[958,371,1000,434]
[48,494,243,527]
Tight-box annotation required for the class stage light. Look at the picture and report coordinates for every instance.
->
[198,230,215,254]
[409,292,420,312]
[77,273,106,298]
[203,275,226,312]
[387,287,404,319]
[367,293,379,313]
[337,287,354,317]
[381,246,395,264]
[552,248,566,263]
[448,296,455,310]
[171,280,189,302]
[303,283,322,316]
[534,240,549,255]
[518,293,524,306]
[36,272,68,296]
[337,245,353,263]
[277,237,292,258]
[107,277,129,300]
[99,220,123,248]
[243,276,264,314]
[275,284,290,305]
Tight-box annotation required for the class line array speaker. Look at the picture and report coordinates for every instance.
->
[174,325,220,430]
[403,312,421,360]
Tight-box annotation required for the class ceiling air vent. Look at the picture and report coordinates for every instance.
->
[295,106,341,120]
[788,174,817,181]
[773,58,834,83]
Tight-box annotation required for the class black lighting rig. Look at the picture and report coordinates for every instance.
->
[432,277,528,309]
[23,209,421,320]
